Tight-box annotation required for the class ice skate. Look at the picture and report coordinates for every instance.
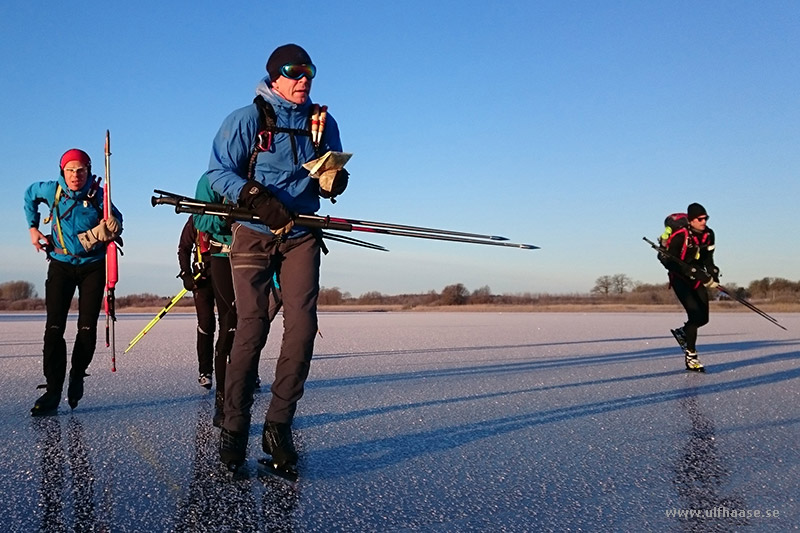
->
[219,428,248,471]
[212,391,224,428]
[670,328,688,352]
[67,371,86,409]
[259,422,298,481]
[31,389,60,417]
[684,351,705,372]
[198,373,212,389]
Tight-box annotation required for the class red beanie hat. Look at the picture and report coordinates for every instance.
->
[59,149,91,170]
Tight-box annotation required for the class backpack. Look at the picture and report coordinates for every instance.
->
[657,213,690,268]
[659,213,689,247]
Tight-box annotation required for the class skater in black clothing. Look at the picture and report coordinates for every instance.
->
[177,216,218,389]
[660,203,720,372]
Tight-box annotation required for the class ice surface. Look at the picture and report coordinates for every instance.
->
[0,311,798,531]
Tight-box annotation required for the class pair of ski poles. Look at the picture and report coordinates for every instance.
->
[151,189,540,250]
[643,237,786,330]
[124,190,538,353]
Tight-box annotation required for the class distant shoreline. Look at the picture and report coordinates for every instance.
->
[4,302,799,315]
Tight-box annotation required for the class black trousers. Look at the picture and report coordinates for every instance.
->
[192,275,216,376]
[671,276,710,352]
[210,255,235,395]
[42,259,105,394]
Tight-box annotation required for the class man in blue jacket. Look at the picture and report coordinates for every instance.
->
[207,43,348,474]
[24,148,123,415]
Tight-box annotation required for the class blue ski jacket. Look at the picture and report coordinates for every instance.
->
[206,77,342,238]
[24,174,123,265]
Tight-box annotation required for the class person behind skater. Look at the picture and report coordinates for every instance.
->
[661,203,719,372]
[192,173,283,427]
[177,216,217,390]
[24,148,123,415]
[207,43,347,472]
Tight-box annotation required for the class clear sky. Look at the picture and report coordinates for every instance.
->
[2,1,798,298]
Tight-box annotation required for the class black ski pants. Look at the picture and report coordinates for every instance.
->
[192,275,216,376]
[210,255,234,396]
[42,259,105,394]
[671,275,710,352]
[223,225,319,434]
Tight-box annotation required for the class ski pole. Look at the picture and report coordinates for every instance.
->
[643,237,786,330]
[104,130,120,370]
[320,231,389,252]
[151,190,540,250]
[124,272,202,353]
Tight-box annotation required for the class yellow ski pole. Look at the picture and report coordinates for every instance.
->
[124,272,201,353]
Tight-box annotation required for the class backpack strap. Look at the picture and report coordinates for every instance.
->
[249,95,325,177]
[46,179,104,256]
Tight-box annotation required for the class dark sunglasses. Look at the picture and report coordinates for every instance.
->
[695,216,709,222]
[281,63,316,80]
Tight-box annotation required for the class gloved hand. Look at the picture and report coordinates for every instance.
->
[319,168,349,199]
[711,266,720,282]
[238,180,294,235]
[29,227,50,252]
[178,271,196,292]
[693,268,718,289]
[78,216,121,251]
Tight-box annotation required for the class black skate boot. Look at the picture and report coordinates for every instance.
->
[670,328,688,352]
[67,371,87,409]
[212,391,224,428]
[260,422,298,481]
[31,389,61,417]
[219,428,248,471]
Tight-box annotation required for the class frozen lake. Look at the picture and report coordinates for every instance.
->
[0,311,798,532]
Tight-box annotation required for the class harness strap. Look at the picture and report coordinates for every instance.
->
[249,96,323,177]
[46,180,104,256]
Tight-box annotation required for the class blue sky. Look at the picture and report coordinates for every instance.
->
[2,1,798,298]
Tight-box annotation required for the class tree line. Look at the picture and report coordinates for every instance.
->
[2,276,798,311]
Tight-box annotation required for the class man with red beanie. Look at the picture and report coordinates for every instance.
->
[23,148,123,415]
[207,43,347,477]
[660,202,719,372]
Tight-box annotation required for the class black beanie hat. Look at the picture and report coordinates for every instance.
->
[266,44,313,82]
[687,203,708,221]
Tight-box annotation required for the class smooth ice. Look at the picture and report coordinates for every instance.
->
[0,311,798,532]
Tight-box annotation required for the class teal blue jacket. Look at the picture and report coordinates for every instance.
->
[24,174,123,265]
[192,173,231,257]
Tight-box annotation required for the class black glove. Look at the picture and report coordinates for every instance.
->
[238,180,294,232]
[711,266,720,282]
[319,169,349,199]
[690,268,718,288]
[178,271,196,292]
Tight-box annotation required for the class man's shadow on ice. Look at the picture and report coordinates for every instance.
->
[307,338,800,393]
[174,400,298,533]
[301,346,800,481]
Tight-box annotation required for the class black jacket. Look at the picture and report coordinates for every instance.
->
[662,226,718,288]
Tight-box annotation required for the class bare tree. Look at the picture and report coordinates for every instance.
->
[0,280,37,301]
[611,274,633,294]
[440,283,469,305]
[470,285,493,304]
[591,275,613,295]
